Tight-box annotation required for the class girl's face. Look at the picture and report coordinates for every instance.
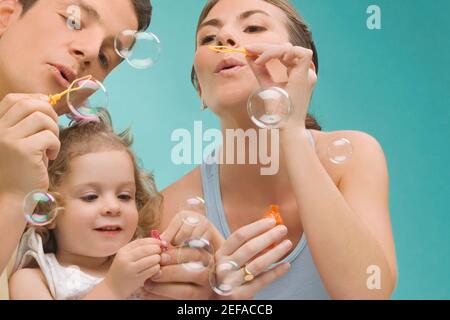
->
[194,0,290,117]
[54,150,139,258]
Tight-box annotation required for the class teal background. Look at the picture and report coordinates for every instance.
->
[104,0,450,299]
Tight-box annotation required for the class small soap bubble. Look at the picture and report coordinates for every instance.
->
[23,191,58,226]
[177,237,214,272]
[328,138,353,164]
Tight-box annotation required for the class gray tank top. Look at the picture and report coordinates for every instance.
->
[200,130,330,299]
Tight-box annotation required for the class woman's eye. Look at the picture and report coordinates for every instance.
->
[244,25,266,33]
[81,194,98,202]
[200,35,216,45]
[98,51,110,69]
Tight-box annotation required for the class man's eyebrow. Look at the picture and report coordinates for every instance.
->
[198,10,271,32]
[67,0,102,23]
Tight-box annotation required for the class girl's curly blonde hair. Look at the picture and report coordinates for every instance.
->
[34,109,162,253]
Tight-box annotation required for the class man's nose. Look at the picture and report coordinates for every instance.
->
[68,30,104,72]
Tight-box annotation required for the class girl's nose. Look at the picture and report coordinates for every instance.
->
[101,198,121,217]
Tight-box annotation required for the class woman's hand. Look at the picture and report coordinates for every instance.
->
[245,42,317,130]
[160,209,224,248]
[211,218,292,299]
[141,210,224,299]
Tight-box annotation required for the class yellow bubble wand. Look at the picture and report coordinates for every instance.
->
[48,75,93,106]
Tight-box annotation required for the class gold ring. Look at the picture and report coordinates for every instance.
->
[243,265,255,282]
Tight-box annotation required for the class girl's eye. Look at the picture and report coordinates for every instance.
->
[81,194,98,202]
[118,194,133,201]
[200,35,216,45]
[244,25,266,33]
[98,51,110,69]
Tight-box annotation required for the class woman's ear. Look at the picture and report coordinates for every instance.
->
[311,62,317,74]
[0,0,22,37]
[197,82,203,99]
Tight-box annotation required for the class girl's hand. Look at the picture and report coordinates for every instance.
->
[245,43,317,130]
[103,238,162,299]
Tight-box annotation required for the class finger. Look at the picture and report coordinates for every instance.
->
[150,264,209,285]
[138,264,161,281]
[245,56,274,88]
[21,129,61,161]
[244,43,291,64]
[220,218,276,256]
[3,98,58,129]
[173,220,197,246]
[129,244,162,261]
[9,111,59,140]
[138,289,172,300]
[189,218,209,239]
[254,44,293,66]
[160,213,184,244]
[134,254,161,274]
[230,225,288,267]
[244,43,281,59]
[125,237,162,251]
[143,282,210,300]
[231,262,290,299]
[0,94,50,119]
[244,239,292,276]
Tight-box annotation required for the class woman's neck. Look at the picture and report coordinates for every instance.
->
[218,118,294,203]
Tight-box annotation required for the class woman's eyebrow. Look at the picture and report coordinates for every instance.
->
[240,9,271,20]
[198,9,271,32]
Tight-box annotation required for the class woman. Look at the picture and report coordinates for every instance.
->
[150,0,398,300]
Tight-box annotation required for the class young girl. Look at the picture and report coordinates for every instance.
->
[8,111,164,299]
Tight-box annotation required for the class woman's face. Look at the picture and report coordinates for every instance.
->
[194,0,290,117]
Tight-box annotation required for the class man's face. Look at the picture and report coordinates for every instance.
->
[0,0,138,103]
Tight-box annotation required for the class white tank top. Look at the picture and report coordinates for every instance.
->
[13,229,144,300]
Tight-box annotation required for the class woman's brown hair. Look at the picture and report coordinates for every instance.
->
[191,0,321,130]
[33,110,162,253]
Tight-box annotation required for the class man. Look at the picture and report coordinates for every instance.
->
[0,0,152,298]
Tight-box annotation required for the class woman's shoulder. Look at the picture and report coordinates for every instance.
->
[311,129,382,146]
[310,129,386,183]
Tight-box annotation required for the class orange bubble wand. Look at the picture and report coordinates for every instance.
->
[208,45,258,58]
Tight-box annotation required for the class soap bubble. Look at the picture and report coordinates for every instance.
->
[177,237,214,272]
[23,191,58,226]
[114,30,161,69]
[209,260,243,296]
[328,138,353,164]
[180,196,205,226]
[247,87,292,129]
[67,77,108,120]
